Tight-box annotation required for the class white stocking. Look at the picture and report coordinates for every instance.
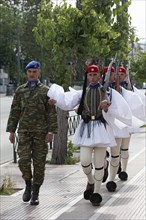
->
[121,135,131,172]
[80,147,94,184]
[108,138,121,181]
[94,147,107,193]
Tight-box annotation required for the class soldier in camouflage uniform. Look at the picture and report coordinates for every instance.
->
[6,61,58,205]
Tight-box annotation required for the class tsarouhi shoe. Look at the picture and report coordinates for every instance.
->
[90,193,102,206]
[84,183,94,200]
[118,171,128,181]
[106,181,117,192]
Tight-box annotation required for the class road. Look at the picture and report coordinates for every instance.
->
[0,95,13,164]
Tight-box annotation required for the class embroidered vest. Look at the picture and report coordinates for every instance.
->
[81,87,105,121]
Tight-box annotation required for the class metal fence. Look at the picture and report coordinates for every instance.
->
[68,110,81,136]
[13,111,81,163]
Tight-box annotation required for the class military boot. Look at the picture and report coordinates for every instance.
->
[23,180,32,202]
[30,184,40,205]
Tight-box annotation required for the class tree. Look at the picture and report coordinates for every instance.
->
[52,108,69,164]
[0,0,46,83]
[0,2,19,80]
[20,0,43,65]
[130,51,146,87]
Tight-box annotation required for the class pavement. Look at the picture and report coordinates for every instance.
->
[0,128,145,220]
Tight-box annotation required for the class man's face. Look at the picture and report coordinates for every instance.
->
[119,72,126,82]
[87,72,100,85]
[27,68,40,81]
[109,72,116,83]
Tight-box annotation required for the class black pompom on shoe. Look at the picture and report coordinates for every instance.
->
[118,171,128,181]
[90,193,102,206]
[84,189,94,200]
[106,181,117,192]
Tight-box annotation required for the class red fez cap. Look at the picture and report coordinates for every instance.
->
[103,66,115,73]
[86,65,99,73]
[118,67,126,73]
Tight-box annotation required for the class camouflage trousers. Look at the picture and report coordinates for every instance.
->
[17,132,48,186]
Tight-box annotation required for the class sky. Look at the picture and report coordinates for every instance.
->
[53,0,146,41]
[129,0,146,41]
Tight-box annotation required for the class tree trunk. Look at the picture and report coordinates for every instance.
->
[52,108,69,164]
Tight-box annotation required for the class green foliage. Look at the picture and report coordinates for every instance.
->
[21,0,42,62]
[0,0,44,84]
[46,141,79,165]
[0,3,18,75]
[0,176,15,195]
[46,158,56,164]
[130,52,146,87]
[33,0,135,87]
[0,0,136,87]
[64,140,80,164]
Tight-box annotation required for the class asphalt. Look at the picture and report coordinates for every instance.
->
[0,128,145,220]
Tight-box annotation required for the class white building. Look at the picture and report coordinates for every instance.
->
[128,40,146,59]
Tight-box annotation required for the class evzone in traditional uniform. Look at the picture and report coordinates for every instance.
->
[47,64,132,206]
[103,66,145,192]
[117,66,145,180]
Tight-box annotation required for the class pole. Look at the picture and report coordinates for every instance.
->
[17,27,21,86]
[121,0,126,5]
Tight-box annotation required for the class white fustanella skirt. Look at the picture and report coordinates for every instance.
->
[72,120,117,148]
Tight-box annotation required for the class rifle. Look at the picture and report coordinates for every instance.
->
[115,54,122,93]
[104,53,117,91]
[126,62,134,91]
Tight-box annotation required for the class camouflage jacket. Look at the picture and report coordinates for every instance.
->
[6,81,58,134]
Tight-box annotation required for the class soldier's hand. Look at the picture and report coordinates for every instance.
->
[48,99,56,105]
[100,100,110,112]
[9,132,15,144]
[45,133,53,143]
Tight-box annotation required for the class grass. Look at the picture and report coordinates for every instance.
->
[64,141,80,164]
[0,176,16,195]
[46,141,80,165]
[141,124,146,127]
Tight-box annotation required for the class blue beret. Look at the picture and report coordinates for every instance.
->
[25,61,41,70]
